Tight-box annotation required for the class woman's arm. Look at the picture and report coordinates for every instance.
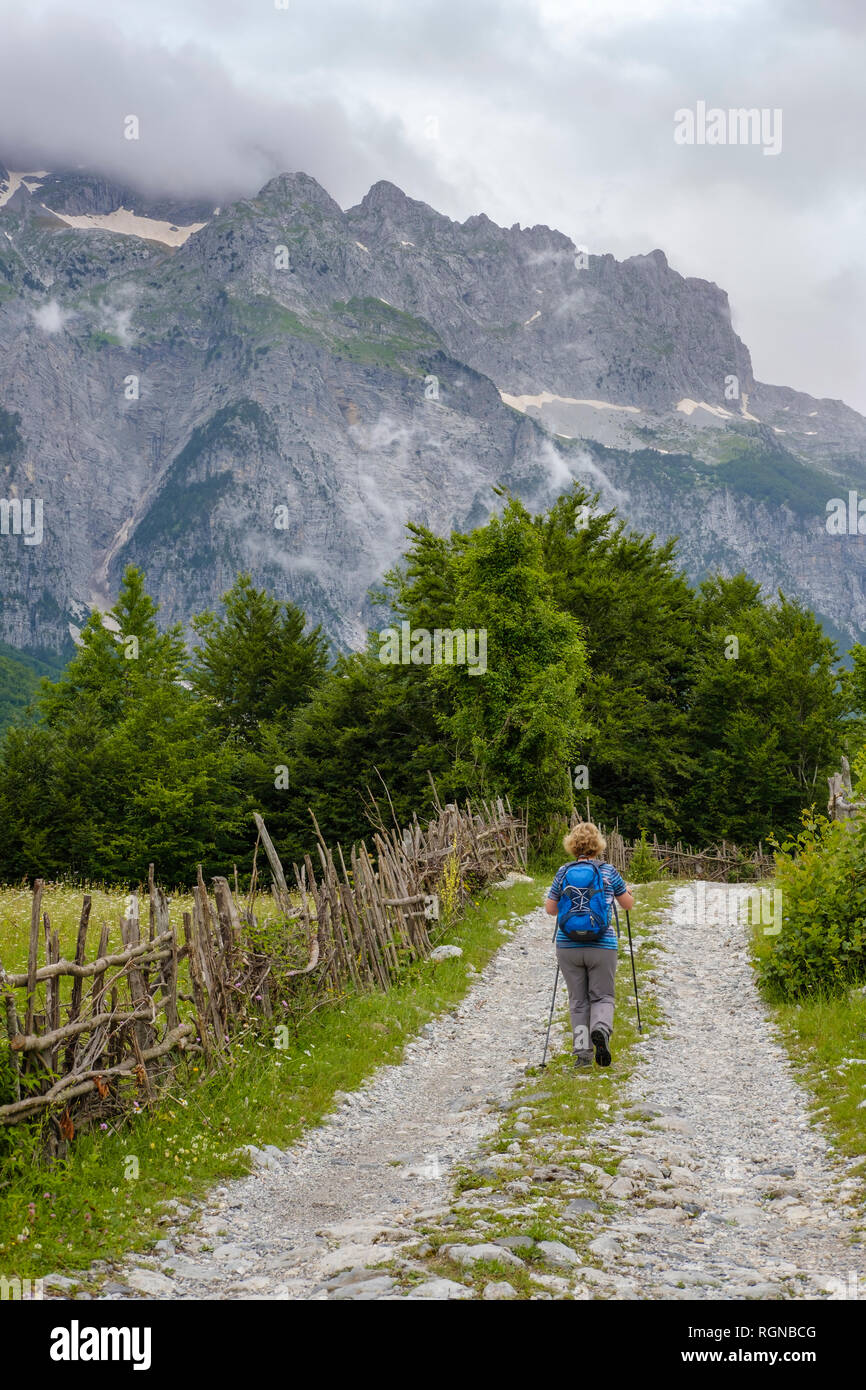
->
[544,897,558,916]
[615,887,635,911]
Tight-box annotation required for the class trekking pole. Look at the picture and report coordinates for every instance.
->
[540,961,560,1070]
[539,922,560,1069]
[625,909,642,1033]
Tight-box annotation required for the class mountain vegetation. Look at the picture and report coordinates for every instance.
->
[0,484,856,885]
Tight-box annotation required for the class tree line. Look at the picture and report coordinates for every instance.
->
[0,484,856,885]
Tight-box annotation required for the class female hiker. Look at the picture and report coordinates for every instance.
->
[544,822,634,1068]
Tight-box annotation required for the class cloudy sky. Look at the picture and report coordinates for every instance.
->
[1,0,864,410]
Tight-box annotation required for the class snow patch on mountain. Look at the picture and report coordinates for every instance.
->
[501,391,641,413]
[0,170,48,207]
[43,206,206,246]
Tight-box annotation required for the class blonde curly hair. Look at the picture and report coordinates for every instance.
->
[563,822,606,860]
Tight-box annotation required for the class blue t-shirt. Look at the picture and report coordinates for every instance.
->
[547,859,627,950]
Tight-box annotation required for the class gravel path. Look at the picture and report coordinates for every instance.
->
[70,882,864,1301]
[85,902,560,1300]
[588,884,865,1299]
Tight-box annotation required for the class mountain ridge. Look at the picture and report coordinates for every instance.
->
[1,159,865,659]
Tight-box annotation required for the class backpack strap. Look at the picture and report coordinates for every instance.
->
[557,859,609,942]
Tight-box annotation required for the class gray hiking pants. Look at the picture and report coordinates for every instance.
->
[556,946,617,1060]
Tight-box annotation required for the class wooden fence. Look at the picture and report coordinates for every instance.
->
[827,757,864,822]
[567,814,773,881]
[0,797,526,1134]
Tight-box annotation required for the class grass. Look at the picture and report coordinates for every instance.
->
[0,883,192,970]
[0,883,198,1030]
[751,911,866,1183]
[0,874,543,1284]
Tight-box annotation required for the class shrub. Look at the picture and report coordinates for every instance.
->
[436,838,463,926]
[758,808,866,1000]
[628,831,662,883]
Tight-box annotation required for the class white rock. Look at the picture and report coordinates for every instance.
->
[607,1177,635,1199]
[483,1280,517,1299]
[430,945,463,962]
[213,1243,248,1261]
[316,1244,395,1275]
[445,1242,524,1268]
[668,1166,698,1186]
[532,1272,573,1292]
[238,1144,282,1171]
[581,1267,636,1293]
[167,1260,213,1281]
[126,1269,176,1296]
[588,1235,622,1258]
[618,1157,664,1180]
[406,1278,475,1300]
[330,1276,395,1300]
[537,1240,582,1268]
[782,1205,812,1223]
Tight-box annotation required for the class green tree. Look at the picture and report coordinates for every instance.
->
[39,566,186,729]
[189,574,329,741]
[534,485,698,838]
[282,653,451,858]
[0,567,241,883]
[683,578,846,843]
[185,574,332,863]
[388,497,589,830]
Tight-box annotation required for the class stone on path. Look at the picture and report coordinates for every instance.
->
[483,1280,517,1300]
[126,1269,176,1296]
[445,1242,524,1268]
[537,1240,582,1268]
[406,1278,474,1300]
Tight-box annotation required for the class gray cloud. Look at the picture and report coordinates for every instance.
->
[0,11,451,207]
[1,0,864,410]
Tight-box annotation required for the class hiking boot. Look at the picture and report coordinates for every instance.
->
[591,1029,612,1067]
[573,1054,593,1070]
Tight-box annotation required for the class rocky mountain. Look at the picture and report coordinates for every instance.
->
[1,161,864,663]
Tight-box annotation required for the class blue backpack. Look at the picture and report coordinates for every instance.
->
[556,860,611,944]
